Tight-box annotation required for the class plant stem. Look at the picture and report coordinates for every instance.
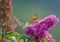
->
[26,36,32,42]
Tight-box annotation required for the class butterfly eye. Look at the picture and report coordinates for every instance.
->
[30,14,39,23]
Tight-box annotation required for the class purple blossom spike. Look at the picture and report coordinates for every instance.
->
[24,25,35,36]
[34,15,59,31]
[24,15,59,42]
[36,39,42,42]
[43,31,55,42]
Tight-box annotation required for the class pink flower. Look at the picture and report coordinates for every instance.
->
[10,24,17,32]
[34,15,59,31]
[11,24,17,29]
[36,39,42,42]
[4,24,17,32]
[43,31,55,42]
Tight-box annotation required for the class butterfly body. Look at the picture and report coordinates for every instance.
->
[30,14,39,23]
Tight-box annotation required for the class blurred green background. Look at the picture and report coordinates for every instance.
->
[12,0,60,42]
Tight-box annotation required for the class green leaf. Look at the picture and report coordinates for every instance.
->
[20,38,24,42]
[23,21,29,28]
[42,38,48,42]
[6,34,13,40]
[0,33,2,39]
[6,32,22,40]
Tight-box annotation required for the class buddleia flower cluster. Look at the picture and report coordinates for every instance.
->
[0,0,17,42]
[24,15,59,42]
[0,0,17,32]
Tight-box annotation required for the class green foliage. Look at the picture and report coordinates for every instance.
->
[0,33,2,39]
[19,38,24,42]
[22,21,29,28]
[6,32,22,40]
[42,38,48,42]
[6,34,13,40]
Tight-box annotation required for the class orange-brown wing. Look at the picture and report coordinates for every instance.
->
[30,14,39,23]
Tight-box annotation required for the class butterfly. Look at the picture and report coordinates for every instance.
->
[30,14,39,23]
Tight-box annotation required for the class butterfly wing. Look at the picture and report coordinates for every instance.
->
[30,14,39,23]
